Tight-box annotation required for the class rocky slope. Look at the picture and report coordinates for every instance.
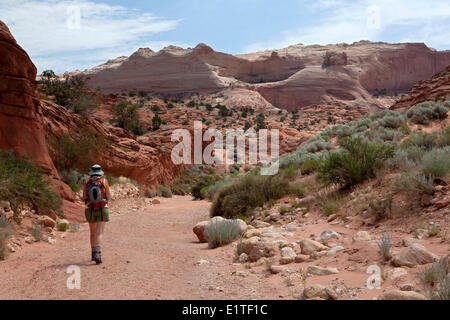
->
[75,41,450,112]
[391,66,450,110]
[0,21,73,202]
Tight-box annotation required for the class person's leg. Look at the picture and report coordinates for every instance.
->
[89,223,97,247]
[89,223,97,261]
[95,221,106,246]
[93,221,106,264]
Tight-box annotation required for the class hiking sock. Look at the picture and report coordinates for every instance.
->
[93,245,102,264]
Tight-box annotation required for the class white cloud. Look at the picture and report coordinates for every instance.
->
[243,0,450,53]
[0,0,182,73]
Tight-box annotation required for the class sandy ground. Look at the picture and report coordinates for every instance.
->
[0,196,298,300]
[0,195,448,300]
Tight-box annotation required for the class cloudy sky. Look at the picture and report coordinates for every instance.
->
[1,0,449,74]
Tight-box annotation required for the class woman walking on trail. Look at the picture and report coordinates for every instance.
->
[83,164,112,264]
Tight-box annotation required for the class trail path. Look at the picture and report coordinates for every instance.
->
[0,197,286,300]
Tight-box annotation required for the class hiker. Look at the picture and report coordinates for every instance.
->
[83,164,112,264]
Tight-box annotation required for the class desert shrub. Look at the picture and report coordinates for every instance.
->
[437,126,450,147]
[399,123,411,135]
[112,100,145,135]
[369,195,392,221]
[421,257,449,299]
[387,147,422,171]
[211,174,294,219]
[323,204,338,216]
[304,139,334,153]
[393,173,435,195]
[300,159,321,175]
[407,101,449,124]
[0,151,62,221]
[171,166,219,196]
[369,127,403,142]
[49,128,110,173]
[157,185,172,198]
[333,124,352,138]
[28,221,45,242]
[378,112,406,129]
[377,231,392,260]
[57,220,69,232]
[205,219,242,249]
[316,137,395,187]
[0,215,13,260]
[152,113,162,131]
[400,132,439,151]
[191,174,219,200]
[422,147,450,178]
[39,71,99,117]
[145,189,155,198]
[255,113,267,130]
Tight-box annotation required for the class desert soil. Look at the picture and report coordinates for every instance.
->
[0,195,448,300]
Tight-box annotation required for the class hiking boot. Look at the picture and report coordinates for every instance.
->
[93,251,102,264]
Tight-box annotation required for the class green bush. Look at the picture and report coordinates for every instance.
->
[157,185,172,198]
[211,174,294,219]
[112,100,145,135]
[0,151,62,221]
[316,137,395,187]
[39,71,98,117]
[28,221,45,241]
[378,113,406,129]
[369,195,392,221]
[152,113,162,131]
[145,189,155,198]
[49,128,110,172]
[400,132,438,151]
[205,219,242,249]
[300,159,321,175]
[171,166,219,196]
[407,101,449,124]
[422,147,450,178]
[377,231,393,260]
[393,173,435,195]
[0,215,13,260]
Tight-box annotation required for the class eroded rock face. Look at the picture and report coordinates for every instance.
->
[391,65,450,110]
[0,20,73,201]
[76,41,450,112]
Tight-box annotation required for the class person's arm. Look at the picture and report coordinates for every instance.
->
[82,179,87,203]
[104,179,112,201]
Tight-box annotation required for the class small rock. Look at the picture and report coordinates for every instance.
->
[195,259,209,265]
[37,215,56,229]
[303,284,329,299]
[270,213,281,222]
[255,221,271,228]
[279,257,294,265]
[46,237,56,244]
[377,290,427,300]
[152,199,161,205]
[315,229,340,242]
[0,200,11,212]
[307,265,339,276]
[402,237,420,247]
[352,231,371,241]
[385,268,408,280]
[239,253,249,263]
[400,283,414,291]
[326,246,344,256]
[294,255,308,263]
[281,247,296,259]
[285,225,297,232]
[298,239,328,255]
[327,214,337,222]
[298,196,315,206]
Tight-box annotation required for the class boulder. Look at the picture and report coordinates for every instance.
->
[0,200,11,212]
[303,284,331,300]
[315,229,340,242]
[37,215,56,229]
[193,217,247,243]
[385,268,408,280]
[242,236,277,262]
[298,239,328,255]
[392,244,438,267]
[307,265,339,276]
[377,290,427,300]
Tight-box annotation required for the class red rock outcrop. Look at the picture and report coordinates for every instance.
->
[75,41,450,112]
[390,66,450,110]
[0,20,74,202]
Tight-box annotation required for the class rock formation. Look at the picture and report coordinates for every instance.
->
[390,66,450,110]
[75,41,450,112]
[0,21,73,202]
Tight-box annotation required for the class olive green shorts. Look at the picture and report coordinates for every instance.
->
[85,206,110,223]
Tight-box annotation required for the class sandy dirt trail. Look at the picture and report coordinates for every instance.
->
[0,196,288,300]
